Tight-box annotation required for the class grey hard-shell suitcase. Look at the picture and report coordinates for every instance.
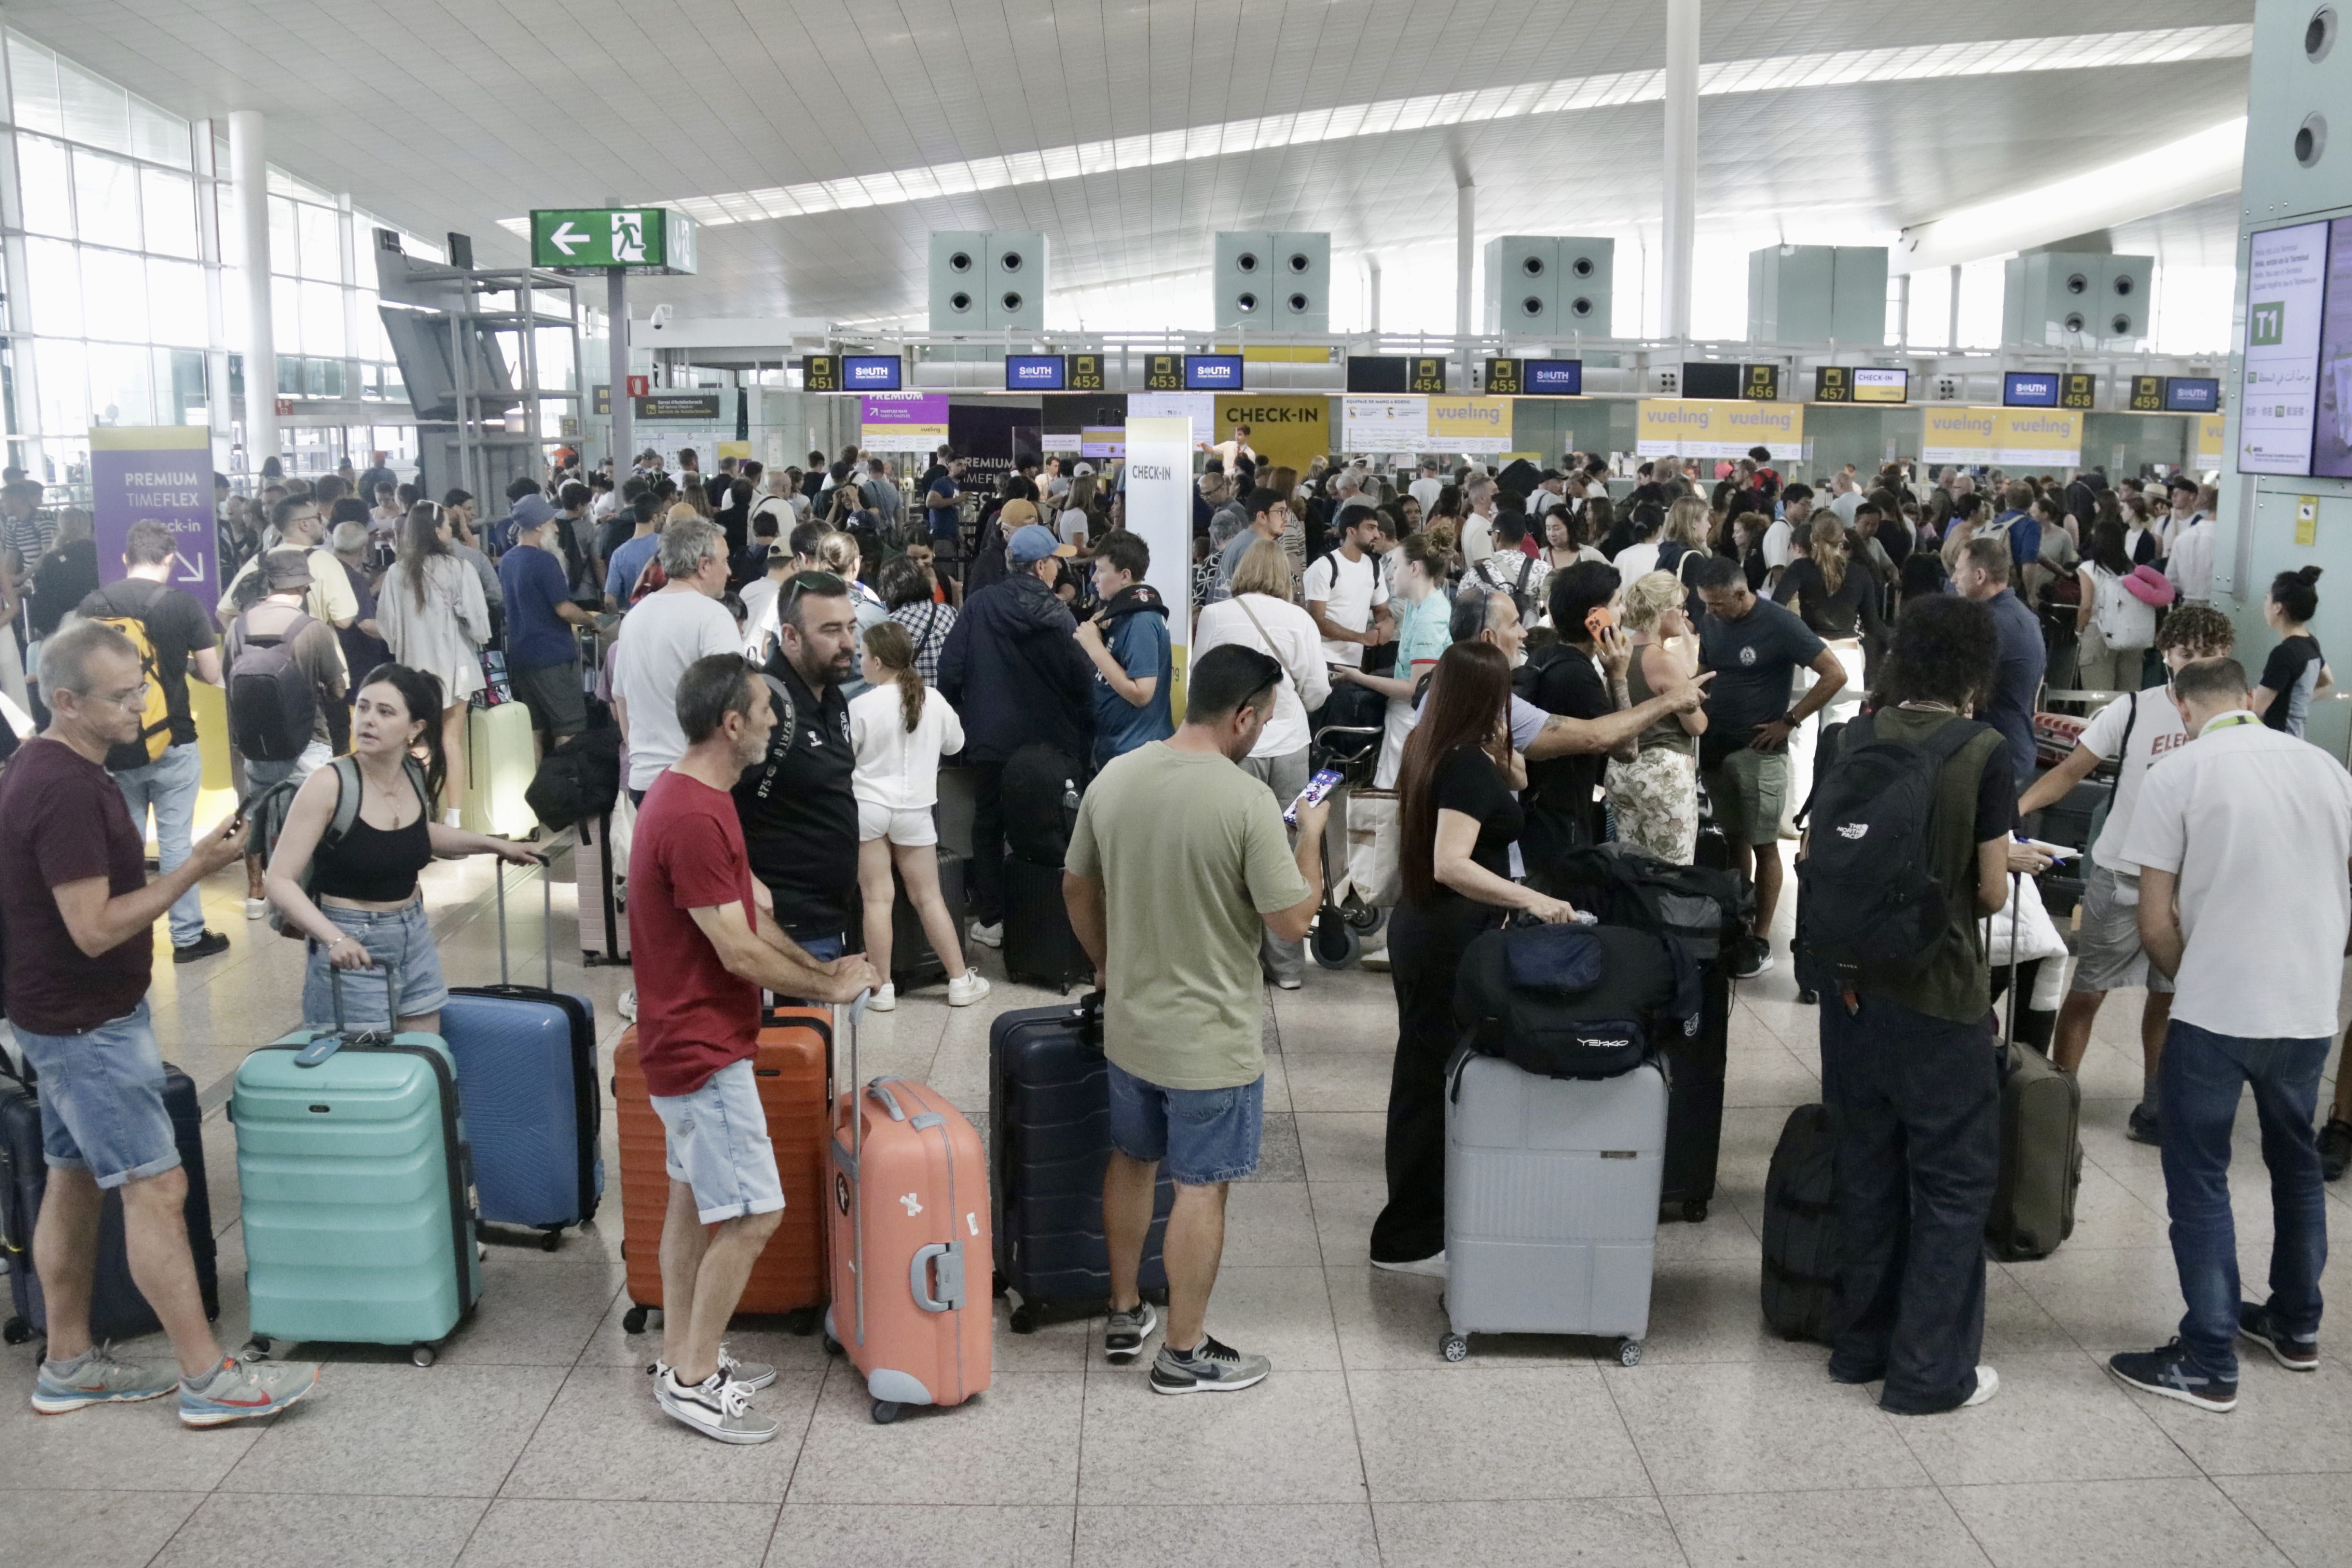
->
[1440,1051,1668,1366]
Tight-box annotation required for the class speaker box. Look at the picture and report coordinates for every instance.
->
[928,232,989,330]
[2002,251,2153,349]
[1214,232,1328,330]
[1746,245,1885,343]
[928,231,1046,331]
[1483,237,1613,336]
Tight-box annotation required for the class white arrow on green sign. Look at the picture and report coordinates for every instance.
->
[528,208,699,276]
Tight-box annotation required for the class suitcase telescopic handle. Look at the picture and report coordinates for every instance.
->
[488,852,557,990]
[307,962,404,1063]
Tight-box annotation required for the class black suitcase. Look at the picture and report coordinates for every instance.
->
[889,849,967,992]
[1760,1103,1841,1342]
[0,1057,218,1345]
[1003,855,1091,993]
[989,996,1172,1331]
[1660,963,1730,1222]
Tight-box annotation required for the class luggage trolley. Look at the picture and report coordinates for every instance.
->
[1305,722,1392,970]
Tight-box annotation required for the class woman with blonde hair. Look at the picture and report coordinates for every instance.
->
[849,620,987,1011]
[1602,570,1706,862]
[377,501,488,822]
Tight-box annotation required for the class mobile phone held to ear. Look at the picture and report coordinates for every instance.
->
[1284,768,1347,827]
[1584,604,1617,639]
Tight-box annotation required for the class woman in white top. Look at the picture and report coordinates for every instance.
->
[377,500,489,822]
[1058,474,1097,551]
[849,620,987,1012]
[2075,519,2157,691]
[1191,538,1333,987]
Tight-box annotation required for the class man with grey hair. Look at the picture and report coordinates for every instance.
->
[0,619,323,1426]
[1460,477,1499,566]
[614,515,739,808]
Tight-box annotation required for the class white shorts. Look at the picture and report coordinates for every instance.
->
[857,800,939,847]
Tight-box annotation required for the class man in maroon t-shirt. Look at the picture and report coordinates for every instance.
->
[630,651,874,1444]
[0,621,321,1426]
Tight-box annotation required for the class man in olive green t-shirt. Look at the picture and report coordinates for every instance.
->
[1064,644,1328,1395]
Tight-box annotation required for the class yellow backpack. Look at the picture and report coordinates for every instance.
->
[80,582,175,769]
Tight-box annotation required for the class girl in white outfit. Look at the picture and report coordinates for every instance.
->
[377,501,488,822]
[849,620,989,1011]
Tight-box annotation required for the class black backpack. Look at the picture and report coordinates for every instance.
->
[1760,1103,1841,1341]
[524,726,622,831]
[1794,710,1989,994]
[227,610,320,763]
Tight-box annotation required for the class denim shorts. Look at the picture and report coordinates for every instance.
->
[302,900,452,1028]
[11,1001,180,1189]
[650,1057,786,1223]
[1106,1060,1264,1186]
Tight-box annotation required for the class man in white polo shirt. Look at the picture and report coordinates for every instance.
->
[2106,656,2352,1415]
[1302,509,1391,672]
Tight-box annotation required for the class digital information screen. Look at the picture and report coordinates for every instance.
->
[2241,220,2328,475]
[1183,354,1245,390]
[1815,366,1909,404]
[842,355,902,390]
[2315,218,2352,478]
[2002,371,2061,408]
[1004,354,1066,389]
[1523,359,1584,395]
[2163,377,2221,414]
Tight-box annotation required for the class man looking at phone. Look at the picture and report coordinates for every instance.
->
[0,620,323,1425]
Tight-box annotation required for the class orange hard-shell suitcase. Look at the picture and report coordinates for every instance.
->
[613,1009,830,1334]
[823,1002,993,1422]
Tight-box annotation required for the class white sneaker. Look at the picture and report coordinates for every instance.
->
[654,1368,778,1444]
[967,920,1003,950]
[1962,1365,2000,1407]
[243,897,268,921]
[1371,1251,1448,1279]
[947,973,992,1007]
[869,983,897,1013]
[617,988,637,1022]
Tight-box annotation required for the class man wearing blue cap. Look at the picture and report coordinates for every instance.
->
[939,522,1095,947]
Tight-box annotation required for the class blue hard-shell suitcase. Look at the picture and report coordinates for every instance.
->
[443,860,603,1247]
[988,995,1172,1332]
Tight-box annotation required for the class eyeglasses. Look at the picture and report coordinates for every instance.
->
[87,681,151,710]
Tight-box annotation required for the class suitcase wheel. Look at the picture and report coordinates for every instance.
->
[1681,1200,1709,1223]
[411,1343,436,1368]
[870,1398,902,1425]
[782,1307,820,1336]
[1439,1333,1468,1362]
[1311,916,1361,970]
[822,1332,843,1358]
[1617,1338,1643,1368]
[1008,1303,1041,1335]
[622,1304,652,1335]
[1343,904,1387,938]
[2,1317,29,1347]
[539,1229,563,1253]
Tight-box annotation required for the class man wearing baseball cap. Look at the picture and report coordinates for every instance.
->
[938,522,1094,948]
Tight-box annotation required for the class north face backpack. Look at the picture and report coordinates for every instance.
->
[227,610,320,763]
[1794,709,1990,993]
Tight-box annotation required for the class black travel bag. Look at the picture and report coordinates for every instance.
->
[1760,1102,1841,1342]
[1003,857,1092,993]
[887,849,967,991]
[1454,922,1683,1081]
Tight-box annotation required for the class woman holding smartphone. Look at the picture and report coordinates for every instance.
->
[1370,641,1576,1275]
[265,662,541,1033]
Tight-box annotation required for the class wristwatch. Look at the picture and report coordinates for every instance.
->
[1779,709,1803,728]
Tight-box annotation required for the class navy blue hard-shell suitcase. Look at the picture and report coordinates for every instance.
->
[988,995,1172,1332]
[442,860,603,1248]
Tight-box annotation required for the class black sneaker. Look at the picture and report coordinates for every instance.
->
[172,930,230,964]
[1149,1334,1270,1395]
[2107,1339,2237,1412]
[1729,938,1771,980]
[2319,1118,2352,1182]
[2127,1104,2161,1146]
[2238,1302,2320,1372]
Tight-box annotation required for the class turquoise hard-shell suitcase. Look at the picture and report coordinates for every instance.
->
[232,969,481,1365]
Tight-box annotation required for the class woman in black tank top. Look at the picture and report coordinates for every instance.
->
[265,663,541,1033]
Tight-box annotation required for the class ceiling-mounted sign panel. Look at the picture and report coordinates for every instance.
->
[529,208,698,274]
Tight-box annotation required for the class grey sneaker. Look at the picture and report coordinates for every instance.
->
[178,1356,321,1427]
[650,1344,777,1391]
[31,1345,178,1414]
[656,1368,779,1443]
[1104,1301,1158,1364]
[1150,1334,1270,1395]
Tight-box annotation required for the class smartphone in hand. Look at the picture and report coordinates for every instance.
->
[1284,768,1346,827]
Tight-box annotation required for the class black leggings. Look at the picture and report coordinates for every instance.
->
[1370,898,1497,1264]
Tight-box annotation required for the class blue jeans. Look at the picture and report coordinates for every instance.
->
[2160,1018,2331,1379]
[1106,1060,1265,1186]
[301,901,451,1028]
[768,931,846,1008]
[11,1001,180,1188]
[114,741,204,947]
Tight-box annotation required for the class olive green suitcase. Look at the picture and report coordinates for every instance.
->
[1985,887,2082,1262]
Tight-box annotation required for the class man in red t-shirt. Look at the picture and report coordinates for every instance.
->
[629,652,874,1444]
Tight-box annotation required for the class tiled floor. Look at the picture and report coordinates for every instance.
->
[6,848,2352,1567]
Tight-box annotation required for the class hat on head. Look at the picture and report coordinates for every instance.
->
[1072,462,1095,477]
[1008,523,1076,565]
[2123,564,2176,607]
[998,498,1040,530]
[2166,474,2200,494]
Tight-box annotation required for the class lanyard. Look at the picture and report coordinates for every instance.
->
[2201,711,2259,735]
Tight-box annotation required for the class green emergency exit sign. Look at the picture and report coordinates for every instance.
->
[528,208,698,275]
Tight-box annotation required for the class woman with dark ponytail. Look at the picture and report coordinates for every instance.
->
[263,662,541,1032]
[2254,565,2334,737]
[847,621,987,1012]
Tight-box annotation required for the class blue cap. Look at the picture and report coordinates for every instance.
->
[1007,523,1075,565]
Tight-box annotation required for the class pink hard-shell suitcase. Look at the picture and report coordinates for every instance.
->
[823,1002,992,1422]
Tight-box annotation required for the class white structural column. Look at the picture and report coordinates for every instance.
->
[1660,0,1700,341]
[1455,179,1475,342]
[229,110,278,470]
[1365,254,1383,336]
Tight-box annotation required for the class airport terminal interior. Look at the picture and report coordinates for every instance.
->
[3,0,2352,1564]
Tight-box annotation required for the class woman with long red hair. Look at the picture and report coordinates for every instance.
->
[1368,639,1578,1276]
